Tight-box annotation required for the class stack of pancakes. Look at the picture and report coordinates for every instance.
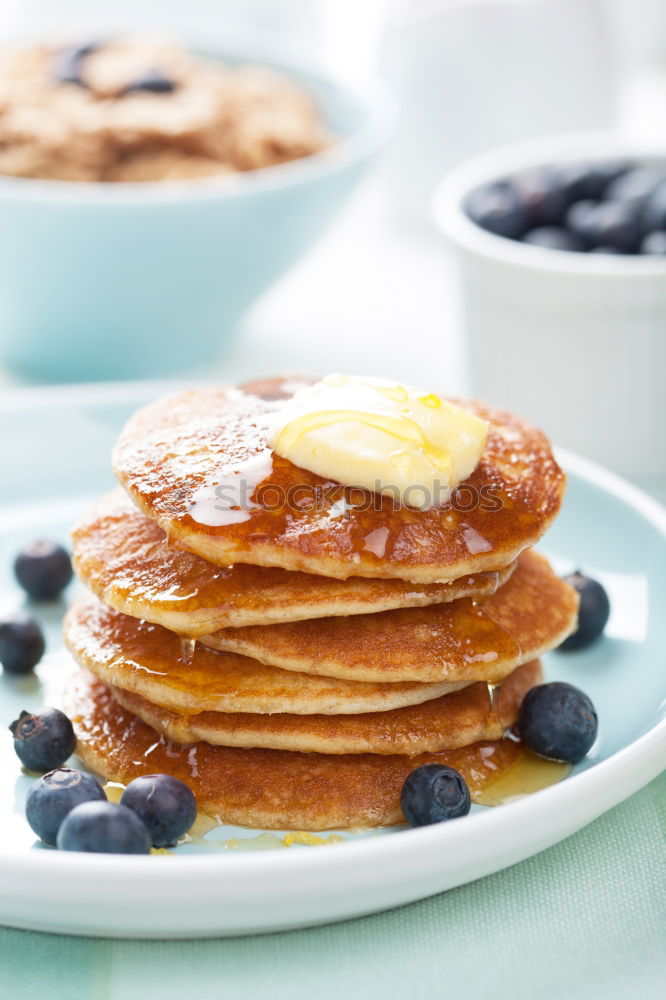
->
[64,377,578,831]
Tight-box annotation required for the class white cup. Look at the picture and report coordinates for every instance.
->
[433,132,666,483]
[379,0,617,226]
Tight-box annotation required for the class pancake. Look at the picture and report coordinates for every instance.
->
[72,490,516,637]
[109,659,543,755]
[67,671,532,830]
[112,376,565,583]
[63,593,470,716]
[203,550,578,683]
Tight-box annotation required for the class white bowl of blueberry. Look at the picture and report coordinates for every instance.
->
[433,133,666,481]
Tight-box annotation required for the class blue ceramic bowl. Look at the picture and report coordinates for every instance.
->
[0,41,391,382]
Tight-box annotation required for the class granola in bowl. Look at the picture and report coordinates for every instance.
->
[0,36,332,182]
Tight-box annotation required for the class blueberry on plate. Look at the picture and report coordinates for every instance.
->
[400,764,471,827]
[464,181,528,240]
[25,768,106,845]
[14,540,73,600]
[522,226,584,252]
[121,774,197,846]
[639,231,666,255]
[518,682,598,763]
[57,801,151,854]
[9,707,76,772]
[0,613,45,674]
[559,571,610,651]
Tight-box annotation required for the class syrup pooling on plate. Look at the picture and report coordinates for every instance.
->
[474,751,571,806]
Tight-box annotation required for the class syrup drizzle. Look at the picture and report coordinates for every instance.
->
[179,637,196,664]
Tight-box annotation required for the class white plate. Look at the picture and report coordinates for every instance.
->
[0,383,664,938]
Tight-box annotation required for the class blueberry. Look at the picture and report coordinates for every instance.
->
[519,682,598,763]
[9,708,76,772]
[123,70,176,95]
[14,540,73,600]
[605,166,666,209]
[400,764,471,827]
[25,768,106,845]
[121,774,197,846]
[559,571,610,651]
[593,201,645,252]
[558,161,629,202]
[513,170,569,227]
[567,200,641,253]
[522,226,584,252]
[640,231,666,255]
[642,180,666,232]
[57,801,151,854]
[465,181,528,239]
[53,41,99,87]
[0,613,45,675]
[565,199,600,248]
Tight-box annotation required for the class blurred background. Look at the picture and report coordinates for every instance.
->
[0,0,665,491]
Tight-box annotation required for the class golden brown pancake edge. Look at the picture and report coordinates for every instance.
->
[108,659,542,755]
[201,550,578,683]
[63,592,472,715]
[112,378,566,583]
[72,489,516,636]
[66,671,532,830]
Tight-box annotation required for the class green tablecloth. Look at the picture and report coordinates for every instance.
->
[2,773,664,1000]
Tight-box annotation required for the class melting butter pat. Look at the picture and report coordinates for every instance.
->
[267,374,489,508]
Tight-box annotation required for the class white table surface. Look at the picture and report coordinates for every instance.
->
[227,182,466,395]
